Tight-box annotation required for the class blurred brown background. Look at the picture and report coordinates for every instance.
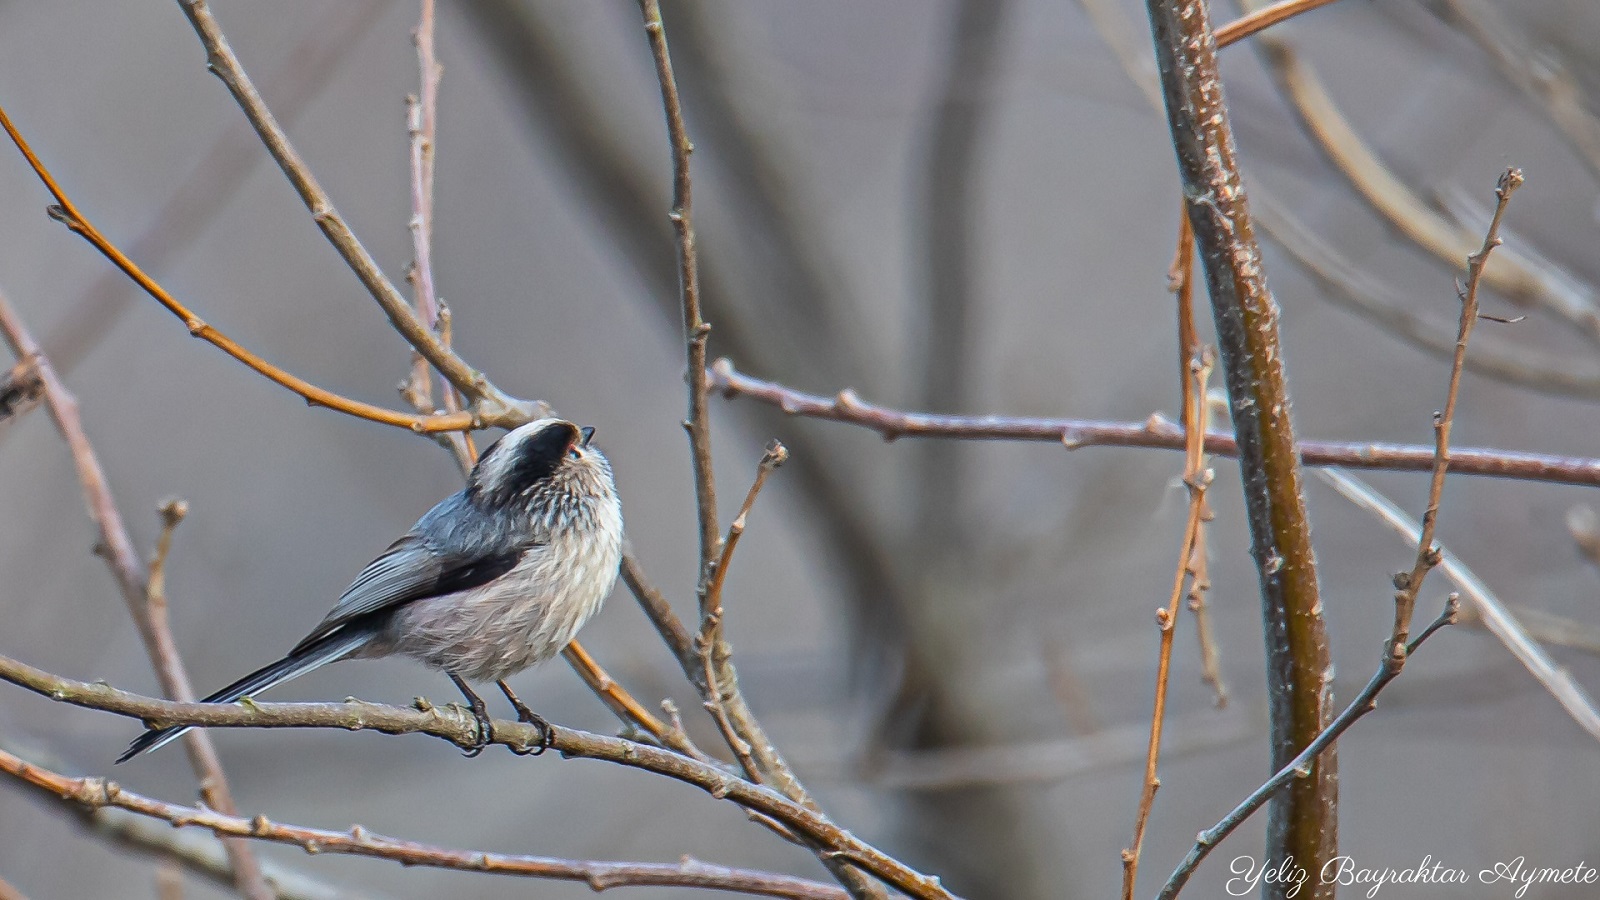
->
[3,1,1600,897]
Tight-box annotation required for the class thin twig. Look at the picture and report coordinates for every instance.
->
[1214,0,1343,46]
[170,1,533,422]
[1146,0,1335,886]
[1244,13,1600,344]
[0,102,480,435]
[1318,468,1600,743]
[698,442,789,782]
[0,656,956,900]
[1121,350,1214,900]
[1388,169,1522,656]
[0,292,271,900]
[710,359,1600,488]
[41,2,383,378]
[1168,209,1226,706]
[636,0,718,572]
[0,746,847,900]
[0,872,26,900]
[399,0,474,469]
[1154,597,1461,900]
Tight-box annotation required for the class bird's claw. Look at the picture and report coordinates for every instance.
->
[460,703,494,758]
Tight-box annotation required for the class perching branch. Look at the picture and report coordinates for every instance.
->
[709,359,1600,489]
[0,653,957,900]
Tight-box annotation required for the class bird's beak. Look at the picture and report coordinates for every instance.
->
[580,426,596,447]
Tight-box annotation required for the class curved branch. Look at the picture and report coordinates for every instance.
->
[0,655,957,900]
[0,745,846,900]
[170,1,533,424]
[0,103,477,435]
[709,360,1600,488]
[1247,17,1600,344]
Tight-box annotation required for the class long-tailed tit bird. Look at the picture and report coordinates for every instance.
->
[118,418,623,763]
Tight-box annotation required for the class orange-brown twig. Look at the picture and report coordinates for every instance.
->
[1120,349,1214,900]
[0,103,475,435]
[1214,0,1342,47]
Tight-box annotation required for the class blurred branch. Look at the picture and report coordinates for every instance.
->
[171,2,534,423]
[1249,191,1600,399]
[0,655,956,900]
[0,291,270,900]
[1121,350,1214,900]
[1154,596,1461,900]
[0,872,24,900]
[44,2,383,377]
[1318,467,1600,743]
[1144,0,1334,890]
[455,0,912,689]
[710,359,1600,488]
[0,102,482,435]
[0,745,848,900]
[838,707,1254,791]
[1427,0,1600,184]
[1245,14,1600,344]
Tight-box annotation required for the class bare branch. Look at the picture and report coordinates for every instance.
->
[0,655,956,900]
[710,359,1600,488]
[1155,597,1461,900]
[1121,350,1214,900]
[1318,468,1600,743]
[1145,0,1334,886]
[0,103,480,435]
[0,745,847,900]
[0,291,270,899]
[1388,169,1521,657]
[170,1,534,423]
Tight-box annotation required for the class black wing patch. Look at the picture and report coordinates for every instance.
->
[289,537,525,655]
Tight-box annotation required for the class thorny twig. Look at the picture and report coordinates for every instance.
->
[0,292,271,900]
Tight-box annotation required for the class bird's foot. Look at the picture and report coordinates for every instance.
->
[497,679,553,756]
[449,674,494,757]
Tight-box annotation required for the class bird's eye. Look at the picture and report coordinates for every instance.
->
[568,447,582,460]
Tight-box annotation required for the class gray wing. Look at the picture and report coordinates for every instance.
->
[289,492,530,654]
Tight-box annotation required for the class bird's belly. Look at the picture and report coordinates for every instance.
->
[384,548,613,683]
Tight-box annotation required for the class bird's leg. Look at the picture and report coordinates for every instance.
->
[496,679,553,756]
[448,673,493,757]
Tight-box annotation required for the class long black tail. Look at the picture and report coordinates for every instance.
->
[116,631,371,763]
